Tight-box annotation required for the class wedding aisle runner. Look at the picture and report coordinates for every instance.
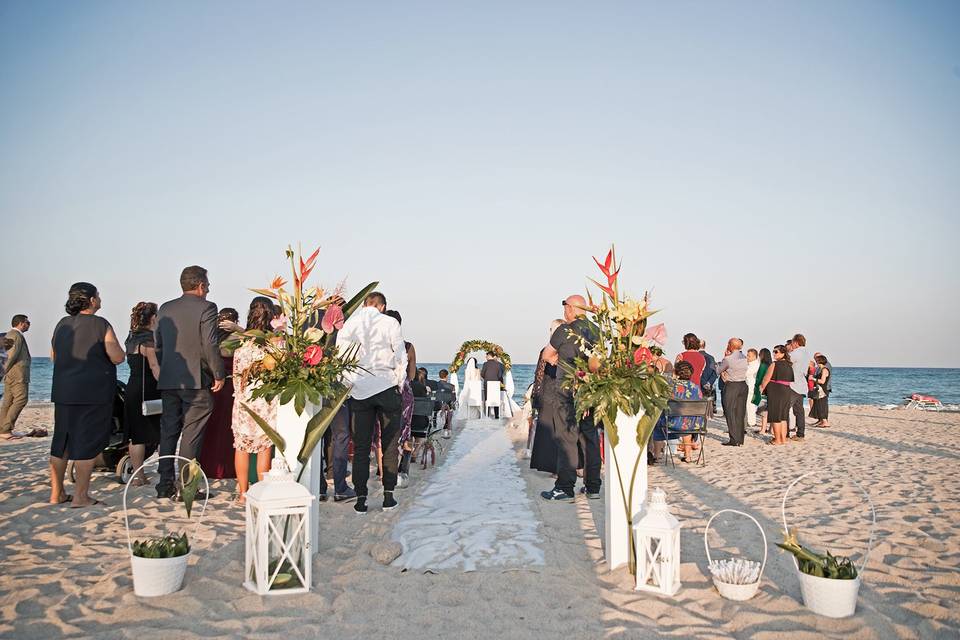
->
[391,417,545,572]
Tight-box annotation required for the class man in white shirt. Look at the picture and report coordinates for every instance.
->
[786,333,813,441]
[717,338,749,446]
[336,292,407,514]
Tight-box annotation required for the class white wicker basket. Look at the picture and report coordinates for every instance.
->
[781,471,875,618]
[123,455,209,597]
[704,509,767,601]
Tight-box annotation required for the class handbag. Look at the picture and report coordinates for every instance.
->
[140,348,163,416]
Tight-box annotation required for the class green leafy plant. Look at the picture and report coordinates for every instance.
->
[559,246,673,576]
[132,533,190,559]
[777,528,859,580]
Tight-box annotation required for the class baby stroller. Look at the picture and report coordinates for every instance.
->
[66,380,158,484]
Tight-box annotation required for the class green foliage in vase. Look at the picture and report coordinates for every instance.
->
[132,533,190,559]
[776,528,859,580]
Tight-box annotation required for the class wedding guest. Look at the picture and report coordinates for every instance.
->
[530,319,563,474]
[745,349,760,428]
[752,348,772,434]
[652,361,704,462]
[675,333,706,386]
[155,266,226,500]
[759,345,793,445]
[435,369,456,437]
[384,309,415,486]
[699,339,719,414]
[123,303,161,487]
[481,351,505,419]
[337,292,407,514]
[198,307,240,480]
[0,314,31,440]
[541,296,601,502]
[50,283,126,507]
[718,338,749,447]
[785,334,812,441]
[651,346,674,377]
[809,354,831,427]
[230,299,276,505]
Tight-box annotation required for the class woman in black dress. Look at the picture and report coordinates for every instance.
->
[530,327,564,474]
[50,283,126,507]
[809,354,831,428]
[123,302,161,486]
[759,345,794,445]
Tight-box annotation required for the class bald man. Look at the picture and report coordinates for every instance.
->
[718,337,749,446]
[541,295,601,502]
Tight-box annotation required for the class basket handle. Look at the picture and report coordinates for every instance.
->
[122,455,210,555]
[780,470,876,577]
[704,508,767,579]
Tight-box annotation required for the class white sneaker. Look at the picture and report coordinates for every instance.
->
[442,429,451,439]
[521,448,531,459]
[396,472,409,488]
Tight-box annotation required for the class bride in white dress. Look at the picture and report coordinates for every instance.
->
[455,357,481,419]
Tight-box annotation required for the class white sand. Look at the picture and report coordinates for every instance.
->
[0,403,958,639]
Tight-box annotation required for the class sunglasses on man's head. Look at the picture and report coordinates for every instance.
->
[561,300,568,306]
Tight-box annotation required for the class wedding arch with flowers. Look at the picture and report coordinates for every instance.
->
[450,339,512,372]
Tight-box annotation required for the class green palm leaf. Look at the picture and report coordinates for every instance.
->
[241,402,286,454]
[295,385,351,481]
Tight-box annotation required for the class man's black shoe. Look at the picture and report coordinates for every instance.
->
[382,492,398,511]
[156,483,176,499]
[540,488,575,502]
[721,441,741,447]
[318,493,329,502]
[354,497,368,515]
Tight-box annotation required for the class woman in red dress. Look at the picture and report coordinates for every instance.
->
[198,308,239,480]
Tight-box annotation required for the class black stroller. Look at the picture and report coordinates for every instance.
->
[66,380,158,484]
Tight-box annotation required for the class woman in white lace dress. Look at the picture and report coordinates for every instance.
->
[230,297,277,504]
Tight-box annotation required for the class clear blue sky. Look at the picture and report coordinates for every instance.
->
[1,2,958,367]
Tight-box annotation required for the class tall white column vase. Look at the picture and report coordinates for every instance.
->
[274,399,322,554]
[603,408,648,572]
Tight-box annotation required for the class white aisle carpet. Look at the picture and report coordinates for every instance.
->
[391,417,545,572]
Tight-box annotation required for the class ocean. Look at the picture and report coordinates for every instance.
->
[7,358,960,407]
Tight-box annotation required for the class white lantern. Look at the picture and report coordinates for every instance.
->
[633,487,682,595]
[244,459,313,595]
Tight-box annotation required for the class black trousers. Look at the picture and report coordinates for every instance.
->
[349,386,403,497]
[555,404,601,495]
[158,388,213,486]
[790,391,806,438]
[319,405,352,496]
[721,381,748,445]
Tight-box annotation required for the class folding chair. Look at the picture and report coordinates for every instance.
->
[661,399,711,467]
[411,397,435,439]
[467,380,483,419]
[485,381,502,419]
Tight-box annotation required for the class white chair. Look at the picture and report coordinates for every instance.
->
[485,381,502,419]
[467,380,483,419]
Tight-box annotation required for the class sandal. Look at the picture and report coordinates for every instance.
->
[69,499,103,508]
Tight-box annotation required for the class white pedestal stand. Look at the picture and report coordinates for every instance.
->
[274,400,322,554]
[603,409,648,572]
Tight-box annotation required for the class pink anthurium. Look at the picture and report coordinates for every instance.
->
[321,304,344,334]
[303,345,323,366]
[643,322,668,347]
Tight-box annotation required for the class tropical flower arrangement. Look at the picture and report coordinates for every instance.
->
[450,339,512,372]
[223,245,378,478]
[560,245,673,575]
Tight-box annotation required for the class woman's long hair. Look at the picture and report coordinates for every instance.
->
[65,282,98,316]
[130,302,157,332]
[759,347,772,366]
[246,296,274,332]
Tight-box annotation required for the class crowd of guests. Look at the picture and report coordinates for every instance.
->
[30,265,442,512]
[523,316,834,488]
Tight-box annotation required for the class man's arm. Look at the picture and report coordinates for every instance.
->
[200,303,226,391]
[5,332,23,368]
[391,322,407,385]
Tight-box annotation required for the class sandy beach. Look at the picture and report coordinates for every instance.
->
[0,403,958,639]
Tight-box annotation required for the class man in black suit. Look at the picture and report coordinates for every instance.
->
[480,351,504,419]
[154,266,225,498]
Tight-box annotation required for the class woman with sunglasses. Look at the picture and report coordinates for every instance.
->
[759,345,794,445]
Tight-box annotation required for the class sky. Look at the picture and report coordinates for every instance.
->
[1,1,958,367]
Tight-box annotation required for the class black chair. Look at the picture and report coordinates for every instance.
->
[411,396,436,438]
[660,399,712,467]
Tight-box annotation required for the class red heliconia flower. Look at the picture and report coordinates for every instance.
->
[321,304,344,334]
[299,247,321,285]
[303,345,324,366]
[270,276,286,289]
[633,346,655,366]
[593,249,613,275]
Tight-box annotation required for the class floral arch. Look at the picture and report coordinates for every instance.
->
[449,339,512,373]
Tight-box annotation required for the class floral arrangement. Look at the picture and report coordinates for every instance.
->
[777,528,859,580]
[561,245,673,575]
[450,339,512,372]
[224,245,378,477]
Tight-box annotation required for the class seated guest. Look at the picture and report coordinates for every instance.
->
[418,367,438,392]
[651,361,704,463]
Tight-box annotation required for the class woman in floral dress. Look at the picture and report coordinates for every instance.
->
[231,298,277,504]
[652,360,704,463]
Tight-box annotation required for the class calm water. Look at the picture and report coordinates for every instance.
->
[7,359,960,407]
